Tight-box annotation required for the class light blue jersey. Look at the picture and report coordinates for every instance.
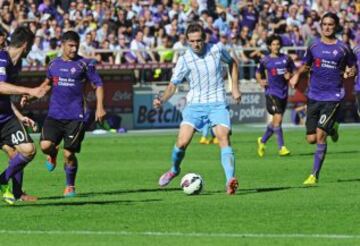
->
[171,43,233,105]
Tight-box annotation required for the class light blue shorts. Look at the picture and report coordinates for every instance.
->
[181,103,231,131]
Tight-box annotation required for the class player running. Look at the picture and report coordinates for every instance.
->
[0,26,49,205]
[154,23,241,194]
[256,34,295,157]
[38,31,106,197]
[290,12,356,185]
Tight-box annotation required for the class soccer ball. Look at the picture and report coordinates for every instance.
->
[180,173,203,195]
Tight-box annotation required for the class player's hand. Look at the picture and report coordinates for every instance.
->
[284,71,291,80]
[153,98,163,109]
[344,67,356,79]
[232,90,241,104]
[20,116,38,132]
[95,107,106,123]
[29,84,50,98]
[259,79,268,88]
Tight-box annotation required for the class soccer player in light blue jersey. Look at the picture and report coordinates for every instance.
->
[290,13,356,185]
[153,23,241,195]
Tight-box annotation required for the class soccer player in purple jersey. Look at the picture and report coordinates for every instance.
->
[0,27,49,205]
[39,31,106,197]
[256,34,295,157]
[352,45,360,114]
[290,13,356,185]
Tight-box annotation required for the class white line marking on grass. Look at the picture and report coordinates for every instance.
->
[0,230,359,240]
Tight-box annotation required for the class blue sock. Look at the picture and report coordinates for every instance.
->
[221,146,235,183]
[171,146,185,174]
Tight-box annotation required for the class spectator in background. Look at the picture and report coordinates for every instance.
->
[130,30,157,63]
[0,30,8,49]
[96,39,114,64]
[27,35,45,66]
[239,1,259,32]
[45,37,59,65]
[79,32,97,59]
[115,34,136,64]
[172,32,186,63]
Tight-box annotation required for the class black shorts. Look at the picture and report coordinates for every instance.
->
[306,99,340,135]
[266,95,287,115]
[41,117,86,153]
[0,117,33,147]
[355,92,360,117]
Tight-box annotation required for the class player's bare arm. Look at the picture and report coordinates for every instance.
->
[289,64,310,88]
[95,86,106,122]
[230,59,241,104]
[153,82,177,108]
[11,103,37,131]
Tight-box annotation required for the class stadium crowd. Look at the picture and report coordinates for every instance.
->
[0,0,358,76]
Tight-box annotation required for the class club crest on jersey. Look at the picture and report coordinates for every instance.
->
[332,50,338,56]
[70,67,76,74]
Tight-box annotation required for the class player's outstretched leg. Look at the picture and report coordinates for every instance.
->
[329,122,339,143]
[258,124,273,157]
[63,150,78,197]
[159,145,184,187]
[0,150,34,204]
[221,146,238,195]
[304,143,327,185]
[12,171,38,202]
[45,145,59,172]
[273,127,290,156]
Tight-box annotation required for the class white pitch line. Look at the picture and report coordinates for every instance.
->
[0,230,359,240]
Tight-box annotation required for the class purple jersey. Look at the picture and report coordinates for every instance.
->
[46,56,103,121]
[240,8,258,30]
[303,39,355,101]
[354,45,360,92]
[257,54,295,99]
[0,50,22,123]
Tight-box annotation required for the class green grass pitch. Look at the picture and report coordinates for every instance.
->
[1,125,360,245]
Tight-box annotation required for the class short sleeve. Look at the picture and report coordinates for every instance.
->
[86,60,103,87]
[170,55,189,85]
[219,44,233,64]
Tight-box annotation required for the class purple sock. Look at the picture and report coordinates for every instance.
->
[64,164,78,186]
[312,143,327,178]
[12,171,24,199]
[0,153,32,184]
[273,126,285,149]
[261,124,274,143]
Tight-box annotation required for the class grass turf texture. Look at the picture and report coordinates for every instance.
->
[1,125,360,245]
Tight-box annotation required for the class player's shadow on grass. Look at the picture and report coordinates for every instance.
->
[40,187,181,200]
[204,185,316,196]
[293,150,360,157]
[337,178,360,183]
[14,198,162,207]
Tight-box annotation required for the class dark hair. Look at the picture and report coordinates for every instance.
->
[266,34,283,47]
[9,26,35,48]
[49,38,58,49]
[185,22,206,40]
[61,31,80,43]
[320,12,341,33]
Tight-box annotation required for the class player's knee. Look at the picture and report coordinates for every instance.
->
[18,143,36,160]
[63,150,75,163]
[176,139,189,149]
[306,135,316,144]
[40,141,53,152]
